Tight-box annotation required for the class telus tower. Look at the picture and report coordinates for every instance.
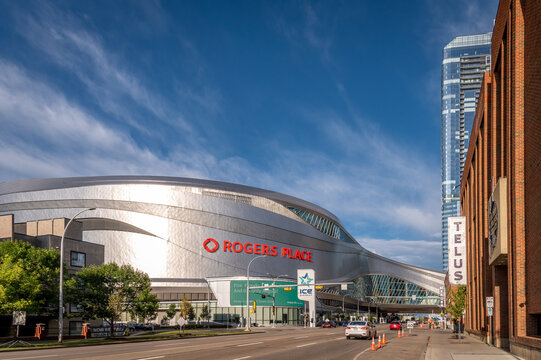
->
[441,33,491,271]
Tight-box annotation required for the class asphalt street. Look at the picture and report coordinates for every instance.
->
[0,325,430,360]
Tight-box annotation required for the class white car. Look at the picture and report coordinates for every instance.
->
[345,321,377,339]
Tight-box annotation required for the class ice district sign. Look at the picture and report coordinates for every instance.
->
[297,269,315,300]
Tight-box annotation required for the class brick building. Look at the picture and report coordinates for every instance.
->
[459,0,541,358]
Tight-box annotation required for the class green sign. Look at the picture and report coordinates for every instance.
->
[230,280,303,307]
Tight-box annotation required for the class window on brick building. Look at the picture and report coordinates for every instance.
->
[70,251,86,267]
[533,314,541,337]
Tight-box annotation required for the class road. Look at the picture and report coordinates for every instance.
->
[0,325,431,360]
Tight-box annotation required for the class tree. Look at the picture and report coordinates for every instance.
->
[65,263,158,336]
[446,285,467,320]
[162,303,177,324]
[179,297,192,320]
[200,304,210,324]
[178,298,193,334]
[446,285,467,335]
[0,240,60,315]
[130,288,159,325]
[188,306,196,321]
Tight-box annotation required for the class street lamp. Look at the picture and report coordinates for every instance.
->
[245,255,267,331]
[58,208,96,343]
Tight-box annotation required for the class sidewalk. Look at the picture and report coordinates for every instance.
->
[425,329,523,360]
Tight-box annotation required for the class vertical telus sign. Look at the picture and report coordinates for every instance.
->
[448,216,467,285]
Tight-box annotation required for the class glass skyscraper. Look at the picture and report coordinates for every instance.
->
[441,33,491,271]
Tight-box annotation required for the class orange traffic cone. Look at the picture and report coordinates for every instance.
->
[370,336,377,351]
[398,329,401,338]
[402,329,406,337]
[377,335,382,348]
[382,332,386,344]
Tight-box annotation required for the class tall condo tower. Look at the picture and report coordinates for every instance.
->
[441,33,491,271]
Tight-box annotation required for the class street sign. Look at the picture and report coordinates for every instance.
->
[486,296,494,308]
[407,321,415,329]
[177,316,188,326]
[230,280,302,307]
[487,307,493,316]
[12,311,26,326]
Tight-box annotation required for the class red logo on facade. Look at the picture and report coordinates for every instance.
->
[202,238,313,262]
[203,238,220,253]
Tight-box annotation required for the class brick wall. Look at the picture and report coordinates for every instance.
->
[460,0,541,355]
[524,0,541,319]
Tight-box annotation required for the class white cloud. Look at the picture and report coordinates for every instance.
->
[274,1,333,62]
[14,3,220,135]
[0,59,205,180]
[425,0,498,45]
[357,237,442,270]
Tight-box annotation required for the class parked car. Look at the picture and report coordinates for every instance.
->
[389,321,401,330]
[345,321,377,340]
[322,321,337,328]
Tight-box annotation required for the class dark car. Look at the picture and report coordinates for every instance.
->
[322,321,337,328]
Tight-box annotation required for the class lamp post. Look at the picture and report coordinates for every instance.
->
[58,208,95,343]
[245,255,267,331]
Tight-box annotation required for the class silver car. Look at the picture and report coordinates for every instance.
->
[345,321,377,339]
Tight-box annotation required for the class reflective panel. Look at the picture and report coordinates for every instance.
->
[286,206,355,244]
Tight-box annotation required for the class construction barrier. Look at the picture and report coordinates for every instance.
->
[81,323,90,339]
[34,323,45,340]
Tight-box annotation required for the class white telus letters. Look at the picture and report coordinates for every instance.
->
[448,217,467,285]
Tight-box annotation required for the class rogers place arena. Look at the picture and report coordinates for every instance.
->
[0,176,444,326]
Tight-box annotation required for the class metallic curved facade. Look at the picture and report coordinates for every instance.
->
[0,176,444,300]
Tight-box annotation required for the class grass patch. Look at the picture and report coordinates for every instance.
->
[0,330,256,351]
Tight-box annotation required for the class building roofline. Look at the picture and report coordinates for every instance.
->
[444,32,493,49]
[0,175,342,225]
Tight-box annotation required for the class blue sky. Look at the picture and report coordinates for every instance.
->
[0,0,498,270]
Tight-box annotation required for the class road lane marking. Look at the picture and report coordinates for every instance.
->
[296,342,316,348]
[353,347,371,360]
[3,356,57,360]
[295,336,308,339]
[335,336,344,340]
[155,342,189,347]
[69,332,304,360]
[136,357,164,360]
[233,357,252,360]
[236,341,263,347]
